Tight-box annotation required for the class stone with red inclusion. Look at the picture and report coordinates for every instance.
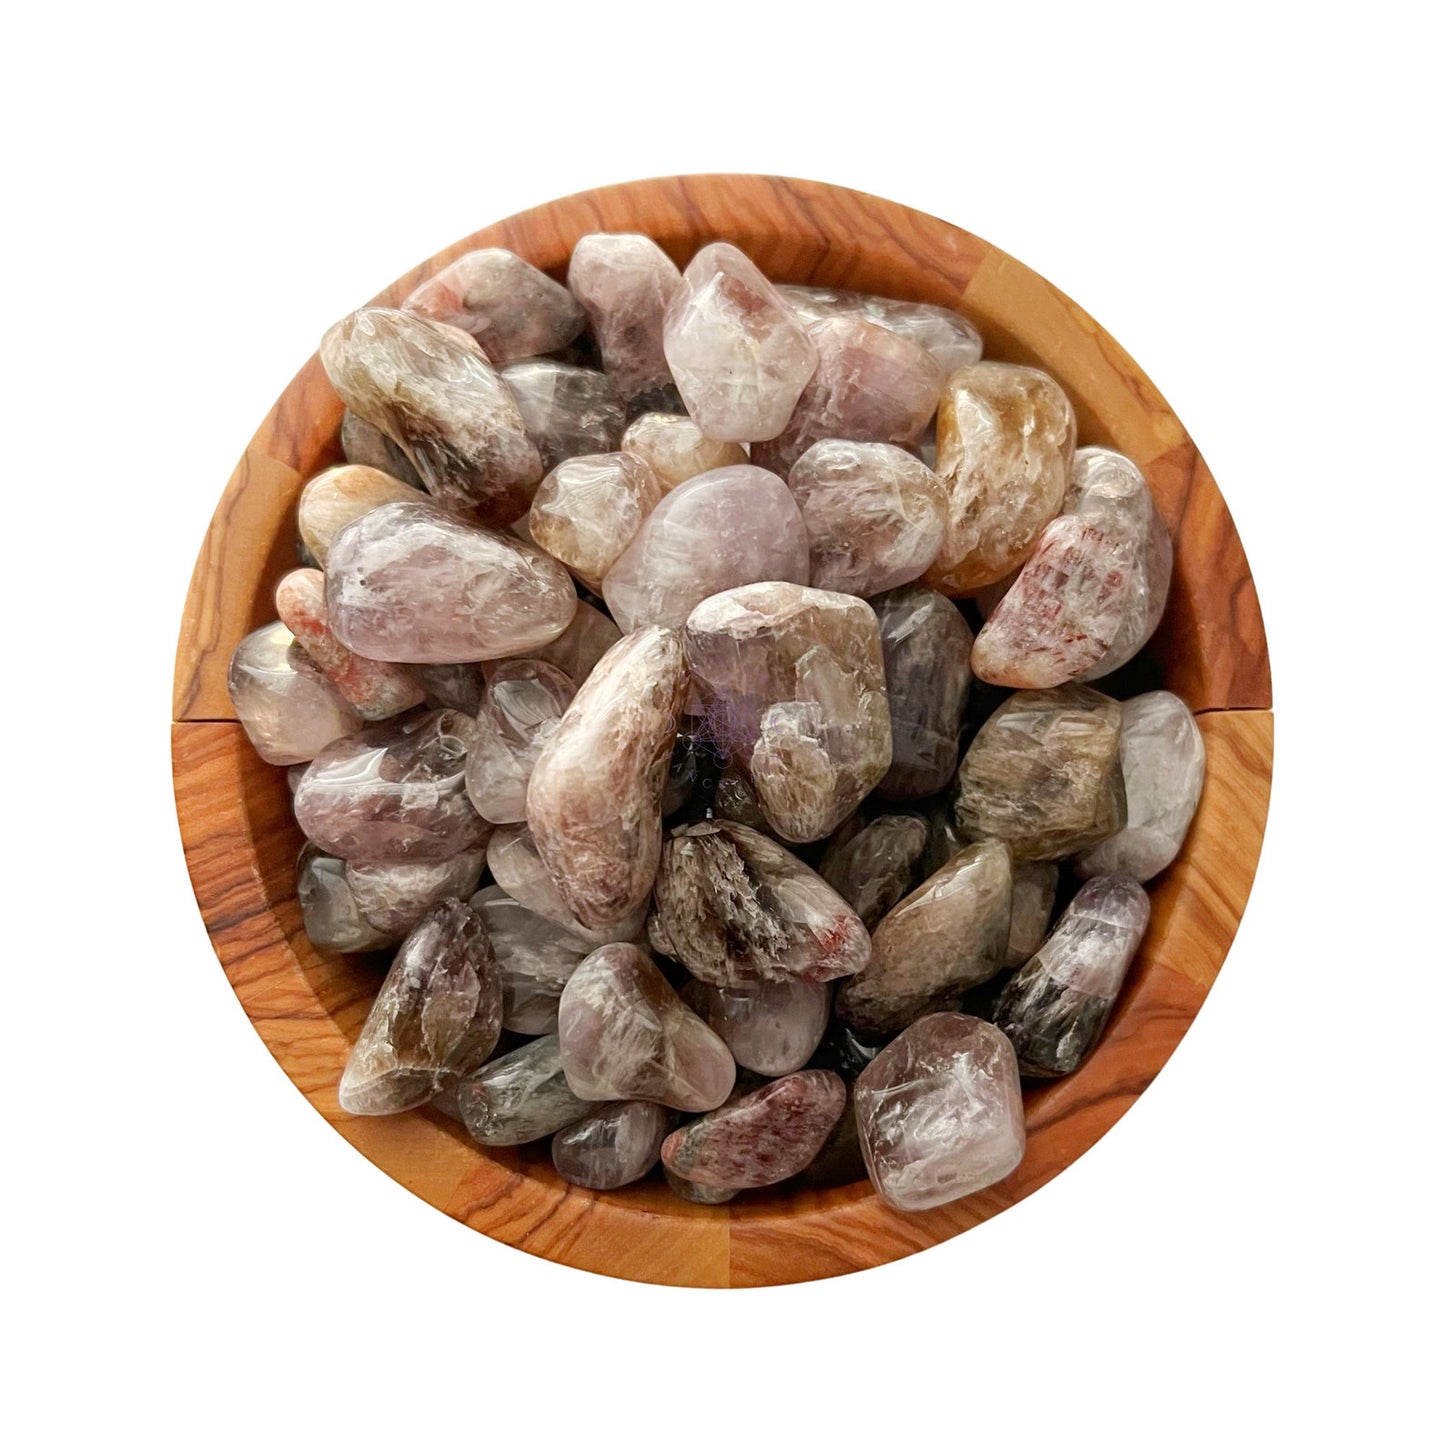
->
[661,1071,847,1189]
[464,659,576,825]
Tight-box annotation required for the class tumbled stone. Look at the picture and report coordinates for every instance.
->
[777,284,984,376]
[528,599,622,685]
[1006,862,1059,968]
[228,621,360,766]
[621,412,747,491]
[297,844,390,952]
[662,242,818,441]
[501,360,626,472]
[275,568,425,722]
[557,945,735,1110]
[955,685,1125,862]
[567,233,682,405]
[661,1071,846,1189]
[602,466,810,633]
[402,248,585,364]
[1074,691,1205,880]
[551,1100,673,1190]
[338,900,502,1115]
[294,709,488,862]
[297,464,421,566]
[320,308,542,524]
[925,362,1076,596]
[464,659,576,825]
[684,582,892,841]
[325,501,577,663]
[681,978,831,1077]
[527,626,688,929]
[469,884,594,1034]
[754,318,943,476]
[871,584,973,800]
[997,875,1150,1076]
[710,764,773,832]
[345,850,486,938]
[457,1033,592,1146]
[837,840,1013,1033]
[411,662,486,714]
[528,452,665,591]
[819,813,929,930]
[340,409,423,487]
[650,820,870,985]
[856,1014,1025,1212]
[664,1165,738,1204]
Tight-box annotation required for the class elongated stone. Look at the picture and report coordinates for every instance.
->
[338,900,502,1115]
[1074,691,1205,881]
[621,412,747,490]
[402,248,584,364]
[819,813,929,931]
[297,844,390,952]
[457,1034,592,1146]
[557,945,735,1110]
[955,685,1125,862]
[1007,862,1059,968]
[754,318,943,476]
[275,568,425,721]
[552,1101,673,1190]
[856,1013,1025,1211]
[528,452,665,590]
[662,242,818,441]
[464,659,575,825]
[501,360,625,472]
[527,627,687,929]
[837,840,1013,1033]
[411,662,486,714]
[783,441,947,597]
[602,466,810,633]
[661,1071,846,1189]
[871,585,973,799]
[294,709,488,862]
[681,979,831,1077]
[325,501,577,663]
[925,362,1076,596]
[228,621,360,766]
[664,1165,738,1204]
[297,464,420,566]
[345,850,486,938]
[320,308,542,524]
[340,410,423,487]
[649,820,870,985]
[529,599,622,685]
[997,875,1150,1076]
[684,582,891,842]
[777,284,984,375]
[469,884,594,1034]
[567,233,682,404]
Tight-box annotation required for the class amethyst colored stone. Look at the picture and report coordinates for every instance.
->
[296,844,390,953]
[228,621,360,766]
[601,466,810,633]
[325,501,577,664]
[469,884,594,1035]
[464,659,576,825]
[777,284,984,376]
[661,1071,846,1189]
[501,360,626,472]
[337,900,502,1115]
[457,1034,592,1146]
[551,1101,674,1190]
[681,978,831,1077]
[344,850,486,939]
[293,709,488,863]
[819,813,930,931]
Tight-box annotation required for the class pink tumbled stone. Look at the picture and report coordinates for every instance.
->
[464,658,576,825]
[228,621,360,766]
[778,284,984,376]
[681,978,831,1077]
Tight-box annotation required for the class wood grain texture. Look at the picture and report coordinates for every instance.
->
[171,175,1274,1286]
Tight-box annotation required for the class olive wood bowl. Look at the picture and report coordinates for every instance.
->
[172,174,1272,1288]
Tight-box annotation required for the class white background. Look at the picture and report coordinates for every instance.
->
[4,3,1437,1440]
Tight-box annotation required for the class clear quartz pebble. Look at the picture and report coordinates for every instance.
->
[228,621,360,766]
[320,308,543,525]
[325,501,577,664]
[601,465,810,633]
[620,412,747,491]
[344,850,486,938]
[662,242,818,442]
[297,464,421,566]
[836,840,1014,1034]
[683,581,892,842]
[469,884,594,1034]
[500,360,626,472]
[777,284,984,376]
[1006,862,1060,968]
[340,410,423,487]
[680,978,831,1077]
[557,944,736,1111]
[819,813,929,931]
[457,1034,592,1146]
[464,659,576,825]
[1073,691,1205,881]
[402,247,585,364]
[337,900,502,1115]
[996,875,1150,1076]
[297,844,390,952]
[551,1101,674,1190]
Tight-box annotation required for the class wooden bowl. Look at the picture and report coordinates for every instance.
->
[172,174,1272,1287]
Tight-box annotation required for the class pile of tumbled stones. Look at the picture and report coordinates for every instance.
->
[228,234,1206,1213]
